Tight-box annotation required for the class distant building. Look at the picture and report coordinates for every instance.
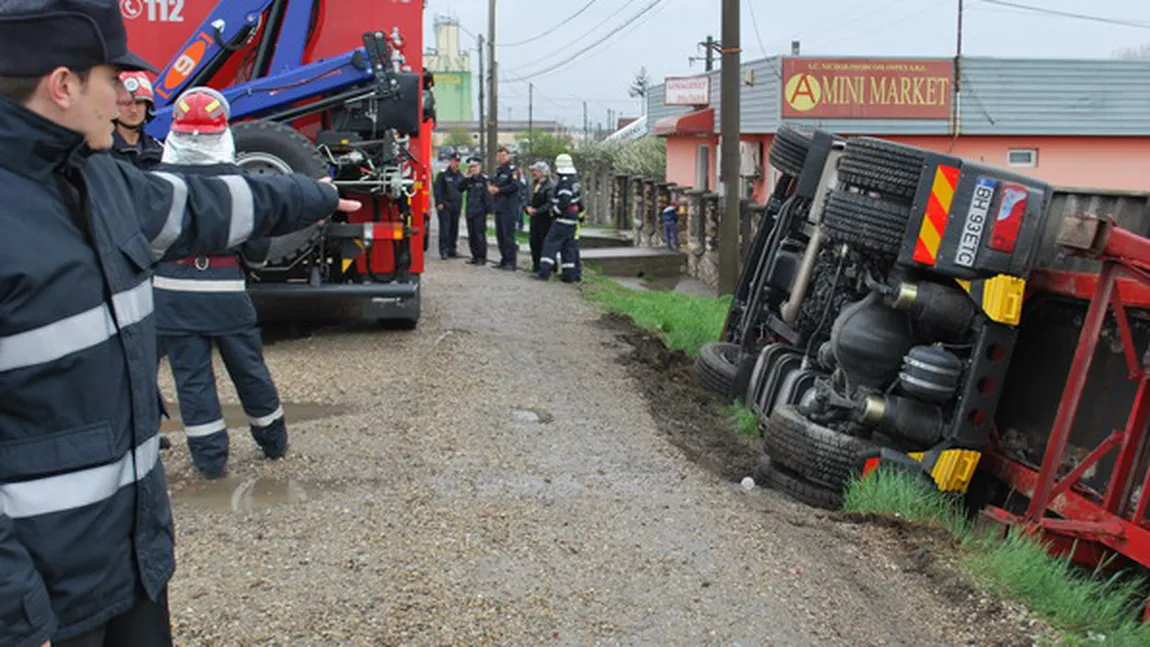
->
[647,55,1150,199]
[425,16,473,123]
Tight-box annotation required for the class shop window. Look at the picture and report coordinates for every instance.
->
[1008,148,1037,168]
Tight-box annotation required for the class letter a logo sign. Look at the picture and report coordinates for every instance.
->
[785,73,821,113]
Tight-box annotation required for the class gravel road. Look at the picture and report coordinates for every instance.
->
[157,249,1048,646]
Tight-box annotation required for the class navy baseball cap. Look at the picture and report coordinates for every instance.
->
[0,0,157,76]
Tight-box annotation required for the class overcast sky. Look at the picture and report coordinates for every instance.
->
[423,0,1150,129]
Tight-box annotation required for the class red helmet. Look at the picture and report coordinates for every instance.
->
[120,71,154,105]
[170,87,231,134]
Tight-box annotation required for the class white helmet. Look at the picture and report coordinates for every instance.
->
[555,153,576,174]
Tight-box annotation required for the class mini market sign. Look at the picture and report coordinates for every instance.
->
[781,58,954,120]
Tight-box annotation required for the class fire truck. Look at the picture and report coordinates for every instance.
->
[120,0,433,328]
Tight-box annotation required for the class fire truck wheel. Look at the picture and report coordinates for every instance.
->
[233,120,330,267]
[696,341,742,398]
[762,404,876,491]
[838,137,926,202]
[768,124,816,177]
[756,455,844,509]
[821,190,911,258]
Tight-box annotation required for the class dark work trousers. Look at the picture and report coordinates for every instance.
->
[55,588,173,647]
[538,221,580,282]
[466,212,487,262]
[165,328,287,478]
[664,220,679,249]
[437,207,461,258]
[529,214,554,273]
[494,208,518,267]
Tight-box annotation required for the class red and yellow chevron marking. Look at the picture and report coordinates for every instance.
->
[912,165,961,266]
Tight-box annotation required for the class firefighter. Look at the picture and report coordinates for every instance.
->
[153,87,290,481]
[434,151,464,260]
[533,153,583,283]
[526,160,555,273]
[460,156,494,265]
[0,1,360,644]
[110,70,163,169]
[487,145,521,270]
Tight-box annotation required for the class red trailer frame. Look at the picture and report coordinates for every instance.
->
[982,212,1150,618]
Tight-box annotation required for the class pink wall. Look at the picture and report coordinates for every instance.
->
[664,133,1150,195]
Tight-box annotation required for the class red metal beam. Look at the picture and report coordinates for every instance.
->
[1110,288,1143,381]
[981,452,1107,523]
[1028,270,1150,308]
[1104,377,1150,516]
[1027,262,1118,520]
[1048,431,1122,504]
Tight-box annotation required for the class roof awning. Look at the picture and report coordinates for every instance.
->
[653,108,714,137]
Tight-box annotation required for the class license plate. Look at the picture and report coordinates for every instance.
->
[954,177,997,268]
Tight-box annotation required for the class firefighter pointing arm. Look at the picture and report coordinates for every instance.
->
[0,2,360,645]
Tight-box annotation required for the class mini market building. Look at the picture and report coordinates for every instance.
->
[646,56,1150,200]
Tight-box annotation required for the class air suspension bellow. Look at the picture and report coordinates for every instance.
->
[830,292,913,391]
[888,280,978,340]
[898,345,963,404]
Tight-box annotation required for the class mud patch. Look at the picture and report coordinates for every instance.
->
[599,314,761,483]
[171,476,344,512]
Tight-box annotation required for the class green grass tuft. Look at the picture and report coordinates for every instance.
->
[580,274,731,357]
[844,468,1150,645]
[722,403,759,437]
[484,225,530,245]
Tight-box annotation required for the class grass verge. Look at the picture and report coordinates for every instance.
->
[579,273,731,357]
[485,225,530,245]
[722,403,759,437]
[844,469,1150,645]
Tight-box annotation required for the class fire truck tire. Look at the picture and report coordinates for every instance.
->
[696,341,741,398]
[838,138,926,202]
[756,455,843,509]
[233,121,330,267]
[762,404,876,491]
[821,190,911,257]
[768,124,816,177]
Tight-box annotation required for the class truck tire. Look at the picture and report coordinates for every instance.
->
[821,190,911,257]
[837,138,926,201]
[233,120,330,267]
[762,404,876,491]
[757,456,843,509]
[769,124,815,177]
[696,341,741,398]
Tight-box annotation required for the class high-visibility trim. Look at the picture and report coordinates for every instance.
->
[561,263,577,269]
[556,189,573,196]
[149,172,189,260]
[152,276,246,293]
[248,406,284,429]
[912,165,960,266]
[184,419,227,438]
[540,258,555,266]
[0,280,153,373]
[555,218,578,225]
[0,435,160,519]
[220,175,255,248]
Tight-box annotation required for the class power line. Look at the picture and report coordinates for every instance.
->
[757,0,915,56]
[499,0,600,47]
[745,0,767,59]
[499,0,643,79]
[979,0,1150,30]
[509,0,665,82]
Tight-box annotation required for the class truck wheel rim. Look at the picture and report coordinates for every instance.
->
[237,152,293,175]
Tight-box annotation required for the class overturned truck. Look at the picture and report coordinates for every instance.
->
[701,125,1150,513]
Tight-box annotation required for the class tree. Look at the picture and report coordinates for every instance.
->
[628,66,652,116]
[519,130,576,167]
[1112,43,1150,60]
[443,128,473,148]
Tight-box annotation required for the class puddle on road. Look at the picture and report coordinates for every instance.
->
[510,407,554,424]
[160,402,347,433]
[171,476,342,512]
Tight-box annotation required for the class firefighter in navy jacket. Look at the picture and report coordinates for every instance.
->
[487,145,521,270]
[153,87,288,480]
[109,70,163,170]
[534,153,584,283]
[460,156,495,265]
[0,2,360,643]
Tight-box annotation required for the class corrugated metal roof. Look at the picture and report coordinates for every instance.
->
[647,56,1150,137]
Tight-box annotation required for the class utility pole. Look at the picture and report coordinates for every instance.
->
[583,101,588,142]
[705,34,715,71]
[718,0,741,295]
[486,0,498,171]
[527,82,533,160]
[952,0,964,137]
[477,34,486,155]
